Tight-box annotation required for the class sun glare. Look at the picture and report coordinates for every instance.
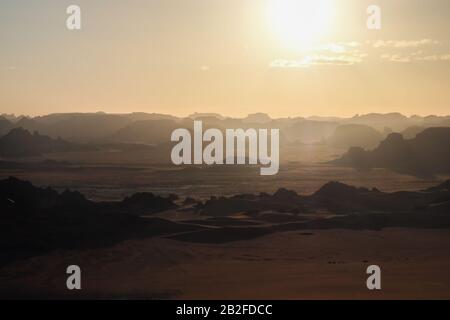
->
[267,0,334,51]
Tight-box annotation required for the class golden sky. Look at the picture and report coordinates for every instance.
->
[1,0,450,117]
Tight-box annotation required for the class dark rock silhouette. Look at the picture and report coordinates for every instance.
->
[2,176,450,253]
[0,177,196,266]
[424,180,450,193]
[273,188,299,200]
[121,192,177,214]
[313,181,368,198]
[0,116,13,136]
[201,188,303,217]
[332,127,450,175]
[183,197,198,205]
[0,128,73,157]
[14,117,47,134]
[198,178,450,218]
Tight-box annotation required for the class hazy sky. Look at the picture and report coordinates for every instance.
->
[1,0,449,117]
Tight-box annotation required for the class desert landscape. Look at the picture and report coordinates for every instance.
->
[1,112,450,299]
[2,0,450,301]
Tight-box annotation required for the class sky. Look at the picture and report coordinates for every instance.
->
[0,0,450,118]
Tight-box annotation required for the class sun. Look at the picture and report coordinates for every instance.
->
[267,0,334,51]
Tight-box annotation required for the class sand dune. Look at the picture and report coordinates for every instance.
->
[1,229,450,299]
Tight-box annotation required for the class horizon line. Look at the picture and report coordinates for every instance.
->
[3,110,450,120]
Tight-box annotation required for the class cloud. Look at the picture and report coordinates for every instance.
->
[269,42,366,68]
[372,39,440,48]
[269,60,308,68]
[380,54,411,63]
[418,54,450,61]
[312,42,362,53]
[270,54,364,68]
[374,39,450,63]
[268,39,448,68]
[381,53,450,63]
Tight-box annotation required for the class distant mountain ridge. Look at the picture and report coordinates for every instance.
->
[1,112,449,148]
[328,124,383,149]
